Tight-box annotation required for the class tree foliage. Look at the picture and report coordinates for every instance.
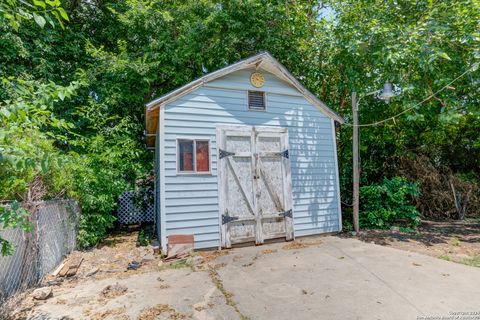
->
[0,0,69,29]
[1,0,479,254]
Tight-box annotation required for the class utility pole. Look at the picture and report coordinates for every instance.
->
[352,92,360,233]
[350,82,396,234]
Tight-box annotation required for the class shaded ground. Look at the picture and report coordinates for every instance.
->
[4,223,480,319]
[341,219,480,267]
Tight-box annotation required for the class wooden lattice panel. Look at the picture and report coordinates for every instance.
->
[117,192,154,224]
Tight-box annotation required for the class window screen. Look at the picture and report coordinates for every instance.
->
[248,91,266,111]
[178,139,210,173]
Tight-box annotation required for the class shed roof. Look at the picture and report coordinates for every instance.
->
[145,52,344,148]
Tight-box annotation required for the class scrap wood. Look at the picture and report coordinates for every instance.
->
[166,234,194,260]
[85,267,99,277]
[52,262,66,277]
[58,263,69,277]
[58,257,84,277]
[164,251,189,262]
[66,264,81,277]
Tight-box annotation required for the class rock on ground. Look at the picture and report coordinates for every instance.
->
[32,287,52,300]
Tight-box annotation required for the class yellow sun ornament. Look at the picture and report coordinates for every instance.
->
[250,72,265,88]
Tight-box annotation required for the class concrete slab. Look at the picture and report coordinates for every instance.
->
[214,236,480,320]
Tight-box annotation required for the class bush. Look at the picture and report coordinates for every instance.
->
[67,117,149,248]
[0,77,150,252]
[360,177,421,229]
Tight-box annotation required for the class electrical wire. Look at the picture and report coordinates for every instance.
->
[340,64,475,208]
[344,65,476,128]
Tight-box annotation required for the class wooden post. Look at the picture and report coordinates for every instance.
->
[352,92,360,233]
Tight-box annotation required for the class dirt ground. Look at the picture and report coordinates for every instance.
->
[342,219,480,267]
[2,232,240,320]
[3,219,479,319]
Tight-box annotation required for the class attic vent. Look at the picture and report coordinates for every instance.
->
[248,91,266,111]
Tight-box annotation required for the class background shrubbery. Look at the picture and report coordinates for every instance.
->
[360,177,421,229]
[0,77,150,252]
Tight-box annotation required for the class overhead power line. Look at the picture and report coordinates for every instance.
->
[344,64,476,128]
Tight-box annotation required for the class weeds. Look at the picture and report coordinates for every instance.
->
[439,255,451,261]
[460,255,480,268]
[439,254,480,268]
[450,237,461,246]
[166,258,191,269]
[137,230,151,247]
[208,267,249,320]
[399,227,417,234]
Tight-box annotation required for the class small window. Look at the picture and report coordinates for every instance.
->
[178,139,210,173]
[248,91,266,111]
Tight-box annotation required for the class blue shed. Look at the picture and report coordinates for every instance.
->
[145,52,344,251]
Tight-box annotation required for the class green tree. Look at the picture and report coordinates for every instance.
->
[310,0,480,219]
[0,78,82,254]
[0,0,69,29]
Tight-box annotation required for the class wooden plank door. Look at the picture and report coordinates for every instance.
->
[217,125,257,248]
[217,125,293,248]
[254,127,294,242]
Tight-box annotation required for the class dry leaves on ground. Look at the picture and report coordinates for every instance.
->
[100,283,128,299]
[90,307,128,320]
[137,304,186,320]
[282,239,322,250]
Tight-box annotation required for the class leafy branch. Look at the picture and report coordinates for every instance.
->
[0,0,69,29]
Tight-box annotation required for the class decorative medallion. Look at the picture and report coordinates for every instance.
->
[250,72,265,88]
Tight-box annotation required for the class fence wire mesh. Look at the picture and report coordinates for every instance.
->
[0,200,79,303]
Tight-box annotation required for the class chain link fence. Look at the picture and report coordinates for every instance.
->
[0,200,79,303]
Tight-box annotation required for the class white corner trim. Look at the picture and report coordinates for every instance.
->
[331,119,343,232]
[159,107,167,252]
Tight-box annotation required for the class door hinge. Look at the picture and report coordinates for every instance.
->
[222,214,239,224]
[274,149,289,159]
[219,149,235,159]
[279,209,293,218]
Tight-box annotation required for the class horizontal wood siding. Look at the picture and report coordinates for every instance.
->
[162,71,340,249]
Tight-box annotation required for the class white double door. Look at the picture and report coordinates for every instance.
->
[217,125,294,248]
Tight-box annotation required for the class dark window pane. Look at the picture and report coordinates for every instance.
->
[196,141,210,172]
[179,140,194,171]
